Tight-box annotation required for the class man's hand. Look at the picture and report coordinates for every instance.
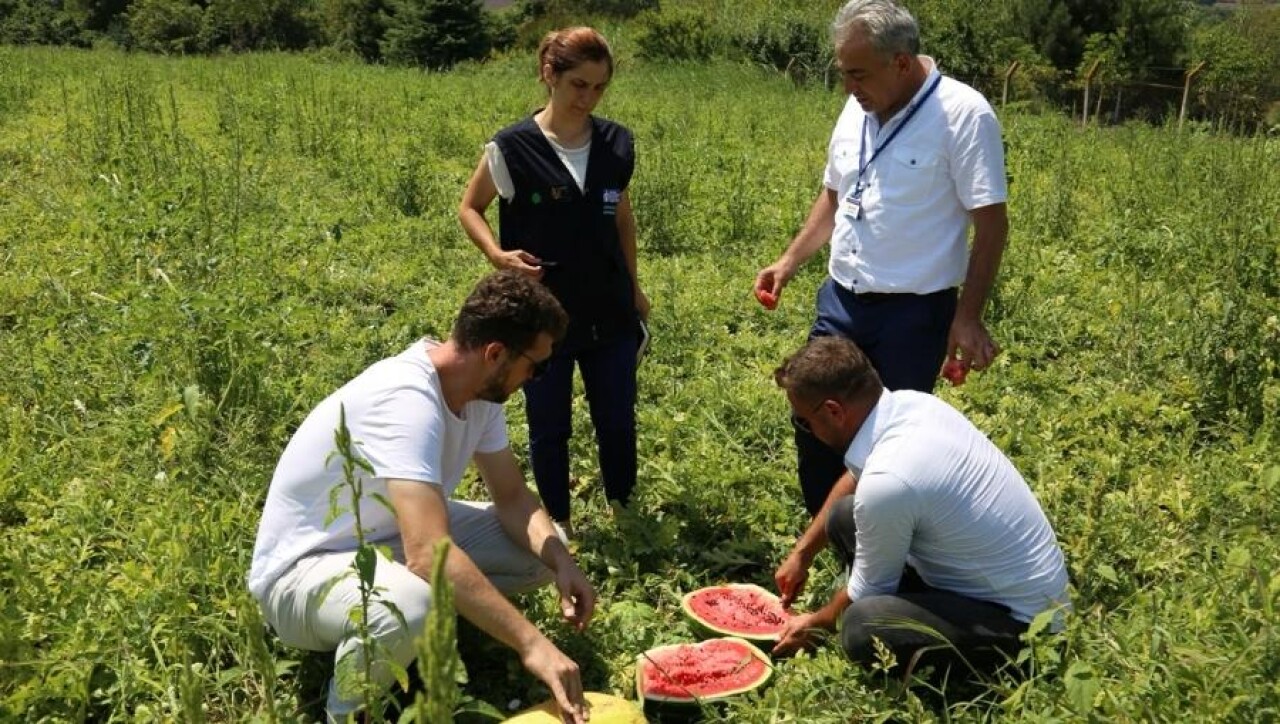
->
[554,563,596,632]
[520,637,587,724]
[772,612,828,657]
[946,316,1000,371]
[774,550,810,609]
[754,257,798,299]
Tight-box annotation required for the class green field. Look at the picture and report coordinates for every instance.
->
[1,45,1277,722]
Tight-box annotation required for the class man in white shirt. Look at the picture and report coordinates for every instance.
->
[771,336,1069,679]
[754,0,1010,517]
[248,271,595,724]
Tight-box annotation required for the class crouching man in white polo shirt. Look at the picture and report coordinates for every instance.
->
[248,271,595,724]
[770,336,1069,678]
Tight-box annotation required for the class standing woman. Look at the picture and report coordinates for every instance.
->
[459,27,648,534]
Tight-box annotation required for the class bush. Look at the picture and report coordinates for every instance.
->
[731,15,830,85]
[0,0,86,45]
[635,7,722,62]
[127,0,204,54]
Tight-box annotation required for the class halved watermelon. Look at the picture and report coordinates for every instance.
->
[681,583,790,643]
[636,637,772,706]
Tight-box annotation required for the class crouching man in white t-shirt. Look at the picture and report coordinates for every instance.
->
[247,271,595,724]
[771,336,1069,679]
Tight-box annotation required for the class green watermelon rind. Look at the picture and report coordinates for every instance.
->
[635,636,773,706]
[680,583,788,644]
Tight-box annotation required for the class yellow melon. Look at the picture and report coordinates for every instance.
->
[506,691,645,723]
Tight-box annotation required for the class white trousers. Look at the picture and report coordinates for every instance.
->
[260,500,556,719]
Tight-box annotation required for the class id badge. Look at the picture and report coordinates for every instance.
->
[841,197,864,222]
[842,183,866,221]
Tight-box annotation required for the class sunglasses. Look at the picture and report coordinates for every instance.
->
[518,350,552,381]
[791,398,827,435]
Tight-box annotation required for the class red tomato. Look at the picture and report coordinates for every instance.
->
[754,288,779,310]
[941,359,968,386]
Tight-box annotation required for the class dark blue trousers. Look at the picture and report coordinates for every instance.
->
[523,331,638,523]
[795,278,956,515]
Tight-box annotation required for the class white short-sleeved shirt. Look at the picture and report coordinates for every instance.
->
[486,135,591,201]
[842,390,1069,624]
[824,59,1008,294]
[247,340,509,601]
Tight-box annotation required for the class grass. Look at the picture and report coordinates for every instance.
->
[0,44,1277,721]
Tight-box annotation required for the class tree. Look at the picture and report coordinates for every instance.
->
[317,0,389,60]
[1010,0,1192,74]
[199,0,316,51]
[1189,0,1280,128]
[379,0,490,69]
[127,0,203,53]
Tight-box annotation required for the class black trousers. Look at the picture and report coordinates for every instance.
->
[523,330,637,522]
[825,496,1029,678]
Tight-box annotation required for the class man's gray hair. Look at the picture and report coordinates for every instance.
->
[832,0,920,56]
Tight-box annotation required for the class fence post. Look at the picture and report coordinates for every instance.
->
[1002,60,1021,107]
[1180,61,1206,132]
[1082,59,1101,128]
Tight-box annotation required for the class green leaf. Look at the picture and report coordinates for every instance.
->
[355,546,377,585]
[1065,660,1100,713]
[1096,563,1119,584]
[379,599,408,630]
[455,697,507,721]
[182,384,202,420]
[1025,608,1056,639]
[1226,546,1252,568]
[150,402,184,427]
[1002,680,1030,710]
[387,658,409,692]
[315,570,350,607]
[1263,466,1280,489]
[371,492,396,517]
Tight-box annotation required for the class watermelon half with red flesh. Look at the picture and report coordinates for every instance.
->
[636,637,772,705]
[681,584,791,643]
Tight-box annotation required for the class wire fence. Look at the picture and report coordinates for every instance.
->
[978,62,1280,132]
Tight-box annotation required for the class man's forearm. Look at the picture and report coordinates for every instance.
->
[813,588,852,630]
[495,494,573,572]
[780,188,838,268]
[957,205,1008,322]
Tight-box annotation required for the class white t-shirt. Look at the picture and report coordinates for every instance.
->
[824,59,1008,294]
[486,134,591,200]
[247,340,509,601]
[842,390,1069,624]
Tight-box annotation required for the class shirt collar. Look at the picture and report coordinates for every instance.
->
[875,56,941,130]
[843,389,894,476]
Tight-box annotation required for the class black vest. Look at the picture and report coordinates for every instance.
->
[494,115,636,350]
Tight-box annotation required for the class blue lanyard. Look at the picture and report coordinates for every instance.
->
[851,74,942,200]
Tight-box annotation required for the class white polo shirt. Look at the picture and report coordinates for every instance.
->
[842,390,1069,624]
[247,340,509,601]
[824,59,1007,294]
